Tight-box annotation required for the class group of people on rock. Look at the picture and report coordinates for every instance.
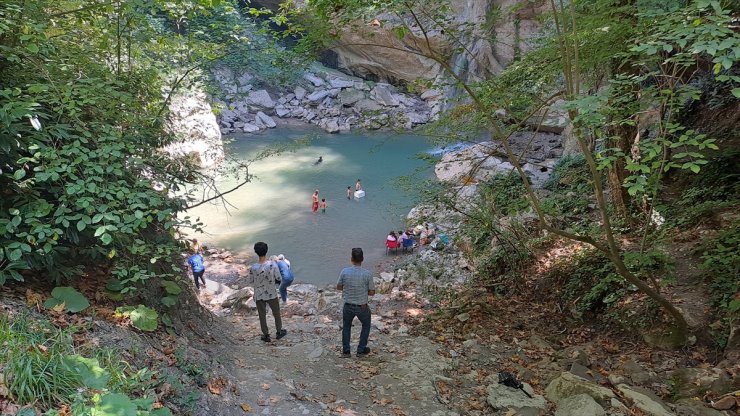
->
[187,241,375,356]
[386,223,447,250]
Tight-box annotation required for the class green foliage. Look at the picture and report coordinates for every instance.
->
[62,355,111,390]
[541,155,594,226]
[115,305,159,332]
[0,0,264,290]
[160,280,182,307]
[553,248,673,322]
[0,313,163,413]
[665,149,740,228]
[43,287,90,313]
[698,222,740,347]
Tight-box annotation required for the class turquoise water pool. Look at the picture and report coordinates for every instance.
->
[184,127,434,286]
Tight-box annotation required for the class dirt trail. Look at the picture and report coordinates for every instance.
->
[189,279,458,416]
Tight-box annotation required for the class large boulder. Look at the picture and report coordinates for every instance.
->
[294,86,307,100]
[321,118,340,134]
[616,385,675,416]
[354,99,383,112]
[486,381,547,411]
[303,72,325,87]
[222,287,254,308]
[242,123,260,133]
[246,89,276,109]
[545,372,615,407]
[370,84,400,106]
[255,111,277,128]
[554,394,606,416]
[338,89,365,106]
[307,89,330,103]
[328,78,355,89]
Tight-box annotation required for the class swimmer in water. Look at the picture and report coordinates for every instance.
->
[314,156,323,165]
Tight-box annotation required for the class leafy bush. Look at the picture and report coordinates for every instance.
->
[541,155,594,225]
[665,149,740,228]
[551,248,673,324]
[0,313,166,413]
[0,0,210,290]
[699,222,740,348]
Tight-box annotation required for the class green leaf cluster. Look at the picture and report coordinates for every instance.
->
[0,313,166,413]
[115,305,159,332]
[43,286,90,313]
[0,0,263,290]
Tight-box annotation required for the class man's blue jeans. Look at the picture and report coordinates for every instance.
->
[278,277,293,302]
[342,303,371,354]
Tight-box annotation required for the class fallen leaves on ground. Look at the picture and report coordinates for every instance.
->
[25,289,44,307]
[207,376,228,395]
[240,403,252,412]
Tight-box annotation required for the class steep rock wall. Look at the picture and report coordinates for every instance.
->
[331,0,548,84]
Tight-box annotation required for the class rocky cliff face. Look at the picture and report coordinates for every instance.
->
[164,89,224,167]
[330,0,548,85]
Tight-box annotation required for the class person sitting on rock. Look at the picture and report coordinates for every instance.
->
[387,231,397,242]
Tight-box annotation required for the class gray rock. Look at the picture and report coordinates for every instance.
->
[456,313,470,322]
[307,89,330,103]
[327,88,341,98]
[245,89,275,109]
[669,368,731,399]
[275,106,290,118]
[294,86,307,100]
[236,73,253,86]
[674,399,726,416]
[406,112,430,125]
[545,372,615,407]
[255,111,277,128]
[222,287,254,308]
[420,89,442,100]
[303,72,325,87]
[288,284,318,297]
[329,78,355,89]
[620,360,654,386]
[487,382,547,410]
[304,110,317,121]
[555,394,605,416]
[291,107,306,118]
[242,123,260,133]
[616,385,674,416]
[354,99,383,112]
[338,89,365,106]
[370,84,400,106]
[322,118,340,134]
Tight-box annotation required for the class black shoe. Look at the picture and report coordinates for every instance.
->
[341,351,351,358]
[260,334,271,342]
[276,329,287,340]
[357,347,371,356]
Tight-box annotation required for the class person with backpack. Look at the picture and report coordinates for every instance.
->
[187,248,206,290]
